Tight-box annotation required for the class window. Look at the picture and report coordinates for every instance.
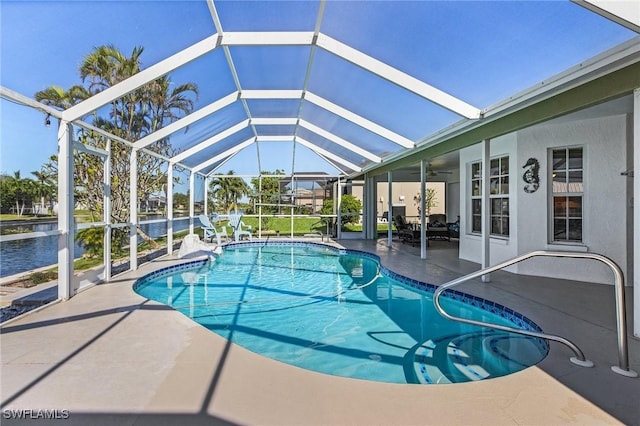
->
[551,147,583,242]
[471,162,482,233]
[470,156,509,236]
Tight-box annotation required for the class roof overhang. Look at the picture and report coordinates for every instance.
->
[357,36,640,178]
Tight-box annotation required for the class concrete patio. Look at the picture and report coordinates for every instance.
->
[1,239,638,425]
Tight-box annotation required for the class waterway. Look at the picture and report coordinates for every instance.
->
[0,216,190,277]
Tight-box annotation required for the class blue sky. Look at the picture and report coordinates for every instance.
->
[1,0,636,183]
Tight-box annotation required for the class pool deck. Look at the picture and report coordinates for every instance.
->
[1,238,638,425]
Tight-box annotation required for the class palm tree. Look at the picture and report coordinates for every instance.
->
[145,75,198,133]
[80,45,143,92]
[35,44,198,254]
[79,45,145,139]
[8,171,36,216]
[209,171,250,213]
[34,85,89,110]
[31,170,56,214]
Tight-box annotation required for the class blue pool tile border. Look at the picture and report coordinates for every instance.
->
[133,258,208,292]
[133,240,548,352]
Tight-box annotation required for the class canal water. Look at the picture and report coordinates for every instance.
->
[0,217,191,277]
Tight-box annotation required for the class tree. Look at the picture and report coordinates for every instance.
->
[0,174,17,214]
[2,172,38,216]
[173,193,189,209]
[35,45,198,252]
[209,170,250,214]
[249,170,284,215]
[320,194,362,226]
[31,169,56,214]
[413,188,438,217]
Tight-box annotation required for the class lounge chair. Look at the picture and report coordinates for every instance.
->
[228,213,252,241]
[197,214,229,245]
[177,233,221,259]
[427,214,450,241]
[393,214,422,246]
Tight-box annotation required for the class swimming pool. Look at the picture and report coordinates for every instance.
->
[134,242,548,384]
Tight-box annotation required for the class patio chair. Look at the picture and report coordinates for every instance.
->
[393,214,422,246]
[198,214,229,245]
[228,213,252,241]
[427,214,450,241]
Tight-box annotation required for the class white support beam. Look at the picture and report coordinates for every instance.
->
[299,119,382,163]
[364,174,376,239]
[167,164,174,256]
[63,33,221,122]
[295,137,361,172]
[1,85,64,119]
[221,32,314,46]
[205,0,223,33]
[241,90,303,99]
[103,139,112,281]
[170,119,250,163]
[193,137,256,172]
[304,92,414,148]
[387,171,393,247]
[420,159,427,259]
[189,171,195,234]
[256,135,295,142]
[129,149,138,271]
[316,33,481,119]
[634,87,640,337]
[250,117,298,126]
[336,177,342,239]
[136,92,239,149]
[57,121,75,300]
[204,175,210,217]
[481,139,491,282]
[290,132,297,175]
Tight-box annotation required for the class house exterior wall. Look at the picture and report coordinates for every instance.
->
[459,134,519,271]
[458,113,629,285]
[515,114,628,284]
[446,177,461,224]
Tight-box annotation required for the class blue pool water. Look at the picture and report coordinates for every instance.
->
[134,242,548,384]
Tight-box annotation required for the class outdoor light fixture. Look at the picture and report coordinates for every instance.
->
[44,113,51,127]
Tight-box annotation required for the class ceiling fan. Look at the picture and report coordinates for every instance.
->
[412,163,453,177]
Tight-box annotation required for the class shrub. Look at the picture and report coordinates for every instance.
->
[29,271,57,285]
[320,194,362,226]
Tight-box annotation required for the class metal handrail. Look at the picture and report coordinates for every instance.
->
[433,250,638,378]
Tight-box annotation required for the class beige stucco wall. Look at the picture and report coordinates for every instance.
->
[375,182,446,222]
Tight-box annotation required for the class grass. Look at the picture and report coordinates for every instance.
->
[199,217,396,236]
[218,217,328,235]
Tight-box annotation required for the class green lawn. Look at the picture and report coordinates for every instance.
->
[213,216,328,235]
[200,217,395,235]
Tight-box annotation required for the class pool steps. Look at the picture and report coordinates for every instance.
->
[433,250,638,378]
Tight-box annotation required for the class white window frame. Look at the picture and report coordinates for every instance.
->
[469,155,509,237]
[549,146,584,244]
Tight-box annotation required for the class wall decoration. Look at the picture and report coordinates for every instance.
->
[522,158,540,193]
